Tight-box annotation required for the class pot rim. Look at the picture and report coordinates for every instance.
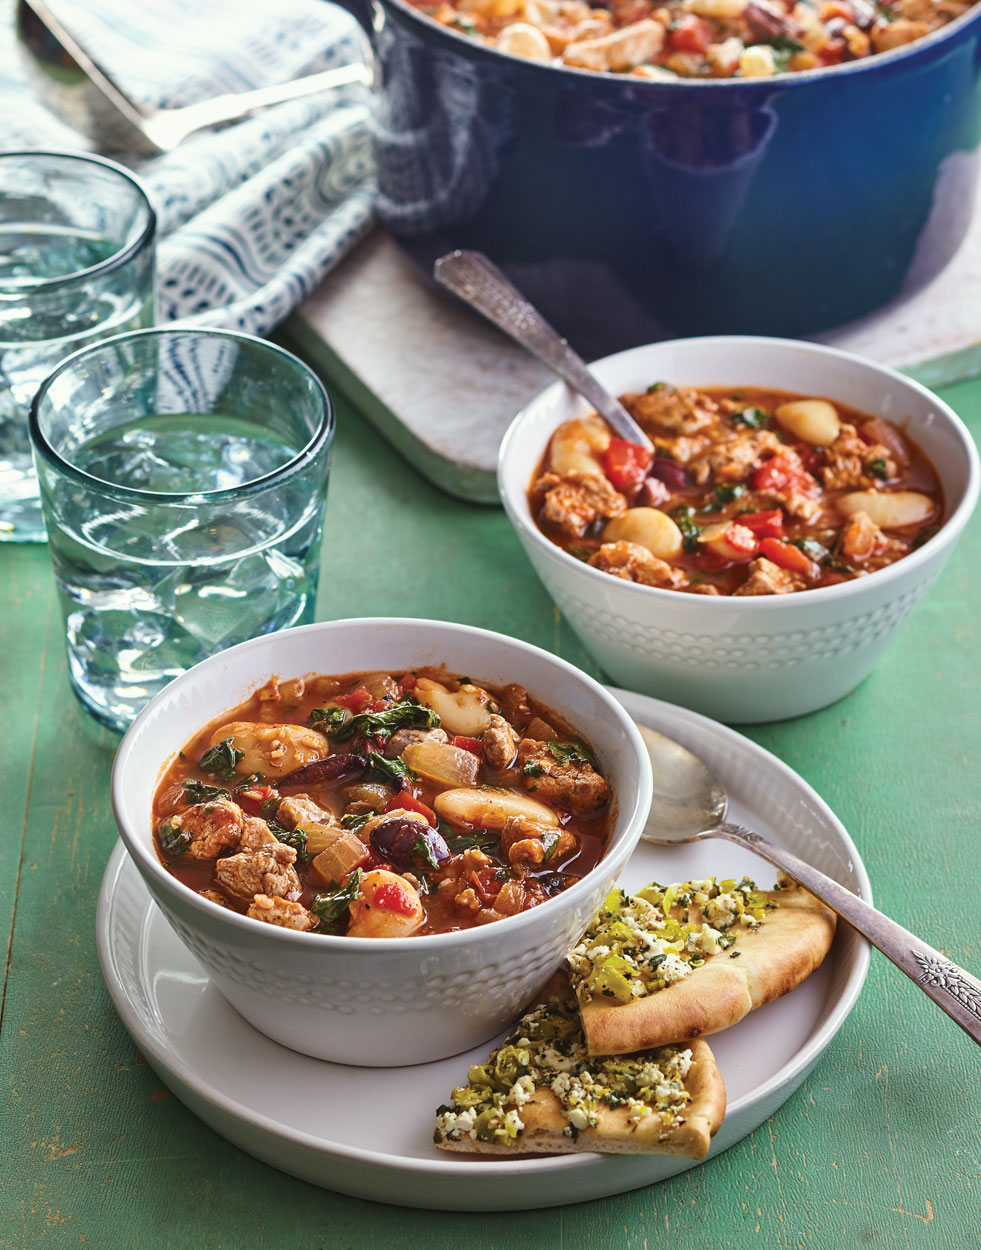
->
[380,0,981,89]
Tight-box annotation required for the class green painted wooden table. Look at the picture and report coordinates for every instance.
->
[2,373,980,1250]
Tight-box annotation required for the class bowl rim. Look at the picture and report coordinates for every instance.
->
[497,333,981,612]
[111,616,654,951]
[383,0,981,91]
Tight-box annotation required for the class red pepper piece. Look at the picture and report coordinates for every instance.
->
[668,15,713,52]
[602,438,653,495]
[453,734,483,757]
[470,868,503,905]
[737,509,784,539]
[759,537,816,576]
[334,686,373,714]
[385,790,437,827]
[397,673,417,693]
[373,881,417,915]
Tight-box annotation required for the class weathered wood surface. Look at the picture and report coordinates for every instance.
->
[1,381,980,1250]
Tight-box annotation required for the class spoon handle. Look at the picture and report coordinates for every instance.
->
[433,250,652,450]
[716,821,981,1046]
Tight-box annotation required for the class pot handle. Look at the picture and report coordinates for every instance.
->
[328,0,375,37]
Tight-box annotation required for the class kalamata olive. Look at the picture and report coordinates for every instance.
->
[648,458,689,491]
[279,753,366,790]
[369,817,450,872]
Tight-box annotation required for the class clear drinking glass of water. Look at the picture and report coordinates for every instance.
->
[30,328,334,733]
[0,150,156,542]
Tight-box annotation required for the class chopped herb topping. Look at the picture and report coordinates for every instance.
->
[869,458,889,481]
[731,407,769,429]
[672,506,702,553]
[547,740,598,769]
[714,483,746,506]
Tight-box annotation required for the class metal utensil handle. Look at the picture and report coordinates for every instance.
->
[433,250,652,450]
[716,822,981,1046]
[168,62,374,134]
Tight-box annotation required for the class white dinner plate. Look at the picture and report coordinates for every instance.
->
[96,688,871,1211]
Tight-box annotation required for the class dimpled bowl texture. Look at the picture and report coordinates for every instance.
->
[498,337,980,724]
[111,618,653,1066]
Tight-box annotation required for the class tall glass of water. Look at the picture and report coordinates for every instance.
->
[0,150,156,541]
[30,328,334,733]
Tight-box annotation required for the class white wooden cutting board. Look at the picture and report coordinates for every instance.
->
[284,221,981,505]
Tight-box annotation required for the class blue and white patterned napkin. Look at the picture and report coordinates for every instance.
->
[1,0,377,334]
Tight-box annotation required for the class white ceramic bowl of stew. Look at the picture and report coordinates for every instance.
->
[111,617,653,1066]
[498,336,980,723]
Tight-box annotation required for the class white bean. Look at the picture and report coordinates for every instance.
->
[739,44,777,76]
[836,490,936,529]
[548,416,611,478]
[684,0,745,17]
[347,870,424,938]
[495,22,552,60]
[602,508,683,559]
[434,787,559,831]
[774,399,841,447]
[207,721,328,778]
[414,678,494,737]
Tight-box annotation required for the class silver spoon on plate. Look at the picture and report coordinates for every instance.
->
[15,0,373,155]
[433,249,653,451]
[636,721,981,1046]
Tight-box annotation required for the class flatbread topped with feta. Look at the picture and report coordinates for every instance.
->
[570,877,836,1056]
[433,974,725,1158]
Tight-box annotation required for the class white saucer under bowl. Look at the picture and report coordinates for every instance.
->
[96,688,870,1211]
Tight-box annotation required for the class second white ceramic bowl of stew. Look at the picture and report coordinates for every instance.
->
[498,336,980,723]
[111,617,653,1066]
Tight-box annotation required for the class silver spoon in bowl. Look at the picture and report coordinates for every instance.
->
[636,722,981,1046]
[433,249,653,451]
[15,0,373,155]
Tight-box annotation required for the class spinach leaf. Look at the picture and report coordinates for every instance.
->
[198,738,243,780]
[869,458,890,481]
[541,831,561,863]
[445,831,499,856]
[182,779,231,804]
[547,740,598,769]
[323,698,441,743]
[731,407,769,430]
[673,505,702,553]
[364,751,418,786]
[269,821,310,862]
[309,705,352,735]
[341,810,372,832]
[158,819,192,857]
[790,537,827,560]
[311,870,363,931]
[714,483,746,506]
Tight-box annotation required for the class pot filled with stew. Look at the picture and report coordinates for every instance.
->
[338,0,981,354]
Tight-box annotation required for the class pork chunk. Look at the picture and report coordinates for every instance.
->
[481,713,519,769]
[500,815,577,866]
[821,423,896,492]
[158,798,244,859]
[538,472,627,537]
[689,429,783,486]
[588,541,688,588]
[733,557,804,596]
[625,385,717,435]
[247,894,317,931]
[385,727,449,757]
[215,821,301,902]
[517,739,611,813]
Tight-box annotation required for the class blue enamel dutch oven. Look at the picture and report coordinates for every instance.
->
[341,0,981,355]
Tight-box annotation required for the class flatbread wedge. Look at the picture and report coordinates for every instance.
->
[572,877,836,1056]
[434,974,725,1157]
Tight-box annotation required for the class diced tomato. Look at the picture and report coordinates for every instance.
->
[668,15,713,53]
[334,686,373,714]
[737,509,784,539]
[722,523,759,558]
[373,881,417,915]
[397,673,417,693]
[470,868,503,905]
[759,537,816,576]
[385,790,437,827]
[363,849,392,872]
[751,454,817,498]
[236,784,279,817]
[602,438,653,496]
[819,1,854,19]
[368,698,390,712]
[453,735,483,757]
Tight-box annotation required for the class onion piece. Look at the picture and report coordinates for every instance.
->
[402,741,480,789]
